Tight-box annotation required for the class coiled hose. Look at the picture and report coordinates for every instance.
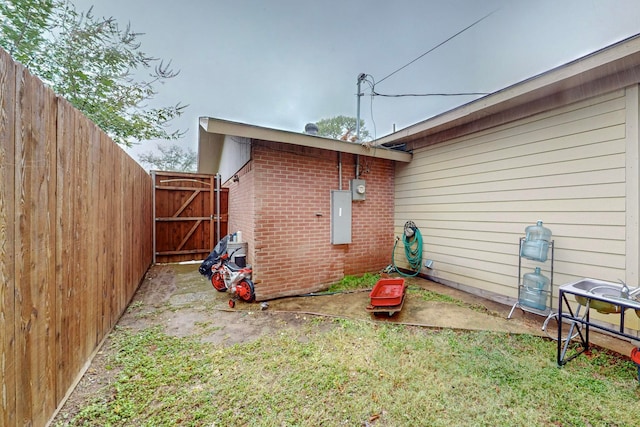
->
[392,221,423,277]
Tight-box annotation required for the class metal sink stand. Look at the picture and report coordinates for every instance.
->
[557,287,639,365]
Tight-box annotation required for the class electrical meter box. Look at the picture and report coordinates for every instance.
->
[351,179,366,201]
[331,190,351,244]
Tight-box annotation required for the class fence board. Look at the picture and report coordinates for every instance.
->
[0,47,17,427]
[14,61,58,427]
[88,121,101,348]
[97,131,109,337]
[0,48,154,426]
[55,98,76,402]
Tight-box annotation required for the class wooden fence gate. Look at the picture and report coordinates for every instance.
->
[153,171,228,263]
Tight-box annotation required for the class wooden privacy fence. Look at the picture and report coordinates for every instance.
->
[0,49,153,426]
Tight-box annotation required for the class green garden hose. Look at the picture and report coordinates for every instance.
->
[391,222,423,277]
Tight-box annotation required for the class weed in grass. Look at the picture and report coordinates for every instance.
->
[194,320,211,328]
[308,316,325,325]
[406,287,459,303]
[192,320,224,336]
[326,272,380,293]
[127,300,143,312]
[407,286,496,315]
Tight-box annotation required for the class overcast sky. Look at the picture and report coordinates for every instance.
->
[70,0,640,162]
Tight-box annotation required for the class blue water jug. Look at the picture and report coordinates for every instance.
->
[520,267,550,310]
[520,220,552,262]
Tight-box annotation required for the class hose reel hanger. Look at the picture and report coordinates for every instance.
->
[404,221,418,239]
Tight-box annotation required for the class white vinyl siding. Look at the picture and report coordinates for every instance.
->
[395,89,636,321]
[218,135,251,183]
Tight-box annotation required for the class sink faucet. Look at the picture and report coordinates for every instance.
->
[618,279,630,299]
[617,279,640,299]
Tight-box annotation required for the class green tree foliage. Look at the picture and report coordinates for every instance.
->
[315,115,370,141]
[0,0,54,65]
[138,143,196,172]
[0,0,186,146]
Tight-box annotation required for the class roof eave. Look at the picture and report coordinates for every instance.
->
[199,117,412,162]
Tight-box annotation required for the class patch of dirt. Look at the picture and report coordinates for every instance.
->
[51,263,332,425]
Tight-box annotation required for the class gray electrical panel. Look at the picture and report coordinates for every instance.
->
[331,190,352,244]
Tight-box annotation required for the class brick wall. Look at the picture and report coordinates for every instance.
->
[236,140,394,300]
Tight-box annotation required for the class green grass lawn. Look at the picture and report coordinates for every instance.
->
[55,275,640,426]
[58,320,639,426]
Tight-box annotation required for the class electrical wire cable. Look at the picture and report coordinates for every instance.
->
[376,9,498,87]
[358,75,378,140]
[369,90,377,140]
[372,91,489,97]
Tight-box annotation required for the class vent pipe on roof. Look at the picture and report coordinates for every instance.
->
[304,123,318,135]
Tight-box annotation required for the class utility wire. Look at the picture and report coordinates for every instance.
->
[376,9,498,87]
[372,91,489,97]
[362,76,378,139]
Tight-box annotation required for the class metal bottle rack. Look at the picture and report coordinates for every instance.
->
[508,237,555,320]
